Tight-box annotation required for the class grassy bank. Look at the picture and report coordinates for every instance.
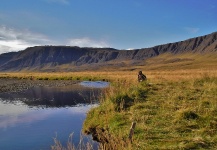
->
[83,71,217,149]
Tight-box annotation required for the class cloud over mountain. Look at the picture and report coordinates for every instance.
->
[0,25,51,53]
[68,37,109,48]
[0,25,111,54]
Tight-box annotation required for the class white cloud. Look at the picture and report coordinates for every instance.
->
[126,48,135,50]
[68,37,109,48]
[184,27,200,34]
[0,25,110,54]
[0,25,51,54]
[0,40,31,53]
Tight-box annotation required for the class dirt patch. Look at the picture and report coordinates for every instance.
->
[84,127,129,149]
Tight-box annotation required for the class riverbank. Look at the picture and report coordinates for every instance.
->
[83,73,217,149]
[0,78,78,93]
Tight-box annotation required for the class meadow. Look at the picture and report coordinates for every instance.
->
[82,69,217,149]
[1,53,217,149]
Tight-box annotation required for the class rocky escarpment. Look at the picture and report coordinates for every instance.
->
[0,31,216,71]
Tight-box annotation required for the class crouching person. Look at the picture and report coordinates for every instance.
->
[138,71,146,82]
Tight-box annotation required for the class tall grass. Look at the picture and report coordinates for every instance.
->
[51,133,97,150]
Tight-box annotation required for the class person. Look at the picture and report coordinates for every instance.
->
[138,71,146,82]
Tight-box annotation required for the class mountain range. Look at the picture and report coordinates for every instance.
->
[0,31,216,72]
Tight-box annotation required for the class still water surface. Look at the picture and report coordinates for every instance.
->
[0,81,109,150]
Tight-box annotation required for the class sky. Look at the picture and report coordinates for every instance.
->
[0,0,217,54]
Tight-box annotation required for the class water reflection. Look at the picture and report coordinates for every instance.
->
[0,103,97,150]
[80,81,110,88]
[0,81,108,150]
[0,84,102,108]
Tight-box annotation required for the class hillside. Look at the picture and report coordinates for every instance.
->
[0,31,217,71]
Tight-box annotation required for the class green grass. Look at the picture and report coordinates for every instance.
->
[83,76,217,149]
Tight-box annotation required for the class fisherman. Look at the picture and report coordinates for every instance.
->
[138,71,146,82]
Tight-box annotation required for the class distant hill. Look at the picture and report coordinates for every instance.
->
[0,31,216,71]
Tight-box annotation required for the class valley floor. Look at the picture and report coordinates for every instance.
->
[1,66,217,150]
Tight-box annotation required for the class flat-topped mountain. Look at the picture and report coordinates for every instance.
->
[0,31,216,71]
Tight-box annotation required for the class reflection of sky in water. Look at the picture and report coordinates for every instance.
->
[0,101,97,129]
[0,100,98,150]
[0,100,28,116]
[0,83,100,150]
[80,81,110,88]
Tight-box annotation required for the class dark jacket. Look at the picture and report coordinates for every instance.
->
[138,72,146,82]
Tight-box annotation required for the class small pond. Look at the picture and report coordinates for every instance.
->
[0,81,109,150]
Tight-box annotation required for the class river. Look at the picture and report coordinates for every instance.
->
[0,81,109,150]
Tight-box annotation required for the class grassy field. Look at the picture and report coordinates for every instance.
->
[1,53,217,149]
[82,70,217,149]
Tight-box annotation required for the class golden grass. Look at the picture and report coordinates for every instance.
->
[1,69,216,83]
[144,52,217,69]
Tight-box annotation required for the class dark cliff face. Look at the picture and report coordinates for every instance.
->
[151,32,217,54]
[0,32,217,71]
[0,52,18,66]
[0,46,120,71]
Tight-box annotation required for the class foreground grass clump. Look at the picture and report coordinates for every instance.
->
[83,75,217,149]
[51,133,97,150]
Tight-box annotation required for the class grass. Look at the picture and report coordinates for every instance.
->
[51,133,97,150]
[82,70,217,149]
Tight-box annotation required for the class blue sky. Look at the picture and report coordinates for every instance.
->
[0,0,216,54]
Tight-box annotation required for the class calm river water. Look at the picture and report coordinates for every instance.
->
[0,81,109,150]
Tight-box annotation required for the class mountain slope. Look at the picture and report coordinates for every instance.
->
[0,32,216,71]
